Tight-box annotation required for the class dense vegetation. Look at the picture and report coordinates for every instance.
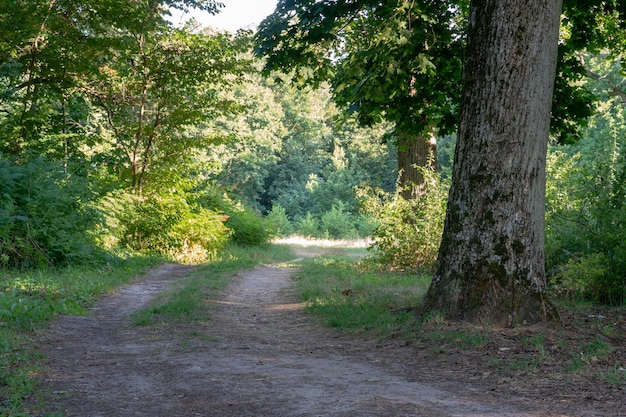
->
[1,1,626,414]
[1,0,625,302]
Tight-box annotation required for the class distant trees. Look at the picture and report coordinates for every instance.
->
[256,0,464,199]
[208,70,398,236]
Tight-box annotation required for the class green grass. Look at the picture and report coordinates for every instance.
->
[130,243,295,328]
[293,255,430,339]
[1,243,295,417]
[0,255,160,416]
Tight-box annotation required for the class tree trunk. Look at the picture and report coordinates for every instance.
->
[422,0,562,326]
[397,129,437,200]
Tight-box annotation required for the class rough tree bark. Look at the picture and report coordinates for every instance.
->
[422,0,562,326]
[397,130,437,200]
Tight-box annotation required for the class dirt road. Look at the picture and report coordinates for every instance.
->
[36,254,614,416]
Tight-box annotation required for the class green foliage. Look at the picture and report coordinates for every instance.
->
[89,27,250,192]
[358,168,447,270]
[265,205,294,237]
[0,0,251,199]
[256,0,464,135]
[119,192,229,263]
[225,208,271,246]
[209,65,397,224]
[320,202,358,239]
[0,158,102,268]
[195,187,272,245]
[546,57,626,305]
[551,253,613,303]
[267,203,375,240]
[296,213,321,238]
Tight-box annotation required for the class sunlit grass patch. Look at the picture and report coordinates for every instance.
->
[293,256,430,339]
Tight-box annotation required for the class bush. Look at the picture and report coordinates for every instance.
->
[296,213,321,238]
[320,202,358,239]
[358,168,447,270]
[225,208,271,245]
[546,148,626,305]
[265,204,294,237]
[550,253,617,303]
[119,193,229,263]
[169,208,231,263]
[0,157,101,267]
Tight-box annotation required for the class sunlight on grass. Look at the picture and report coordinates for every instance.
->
[130,243,297,328]
[293,255,430,339]
[273,236,373,248]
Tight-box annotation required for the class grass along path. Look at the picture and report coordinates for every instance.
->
[3,240,625,415]
[2,244,294,416]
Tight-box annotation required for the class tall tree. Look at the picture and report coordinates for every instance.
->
[88,25,248,193]
[421,0,562,326]
[256,0,464,199]
[0,0,248,192]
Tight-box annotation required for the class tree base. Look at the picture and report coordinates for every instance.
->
[421,280,561,328]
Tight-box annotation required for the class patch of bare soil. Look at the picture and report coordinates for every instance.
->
[35,251,624,416]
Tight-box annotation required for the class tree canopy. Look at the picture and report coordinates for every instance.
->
[0,0,625,314]
[255,0,626,324]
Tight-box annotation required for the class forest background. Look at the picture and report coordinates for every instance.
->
[1,0,626,413]
[1,1,625,310]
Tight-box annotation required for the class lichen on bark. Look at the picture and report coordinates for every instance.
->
[421,0,562,327]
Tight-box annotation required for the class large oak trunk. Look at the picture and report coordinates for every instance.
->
[422,0,562,326]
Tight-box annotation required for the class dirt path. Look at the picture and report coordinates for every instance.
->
[36,255,612,416]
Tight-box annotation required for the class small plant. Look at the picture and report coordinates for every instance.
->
[604,364,626,385]
[580,336,614,361]
[265,204,294,237]
[296,213,321,238]
[522,335,548,357]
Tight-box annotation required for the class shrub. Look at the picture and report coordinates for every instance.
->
[265,204,294,237]
[119,193,229,263]
[320,202,358,239]
[296,213,321,238]
[225,208,270,245]
[551,253,614,303]
[358,168,447,270]
[169,208,231,263]
[354,213,378,237]
[0,157,101,267]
